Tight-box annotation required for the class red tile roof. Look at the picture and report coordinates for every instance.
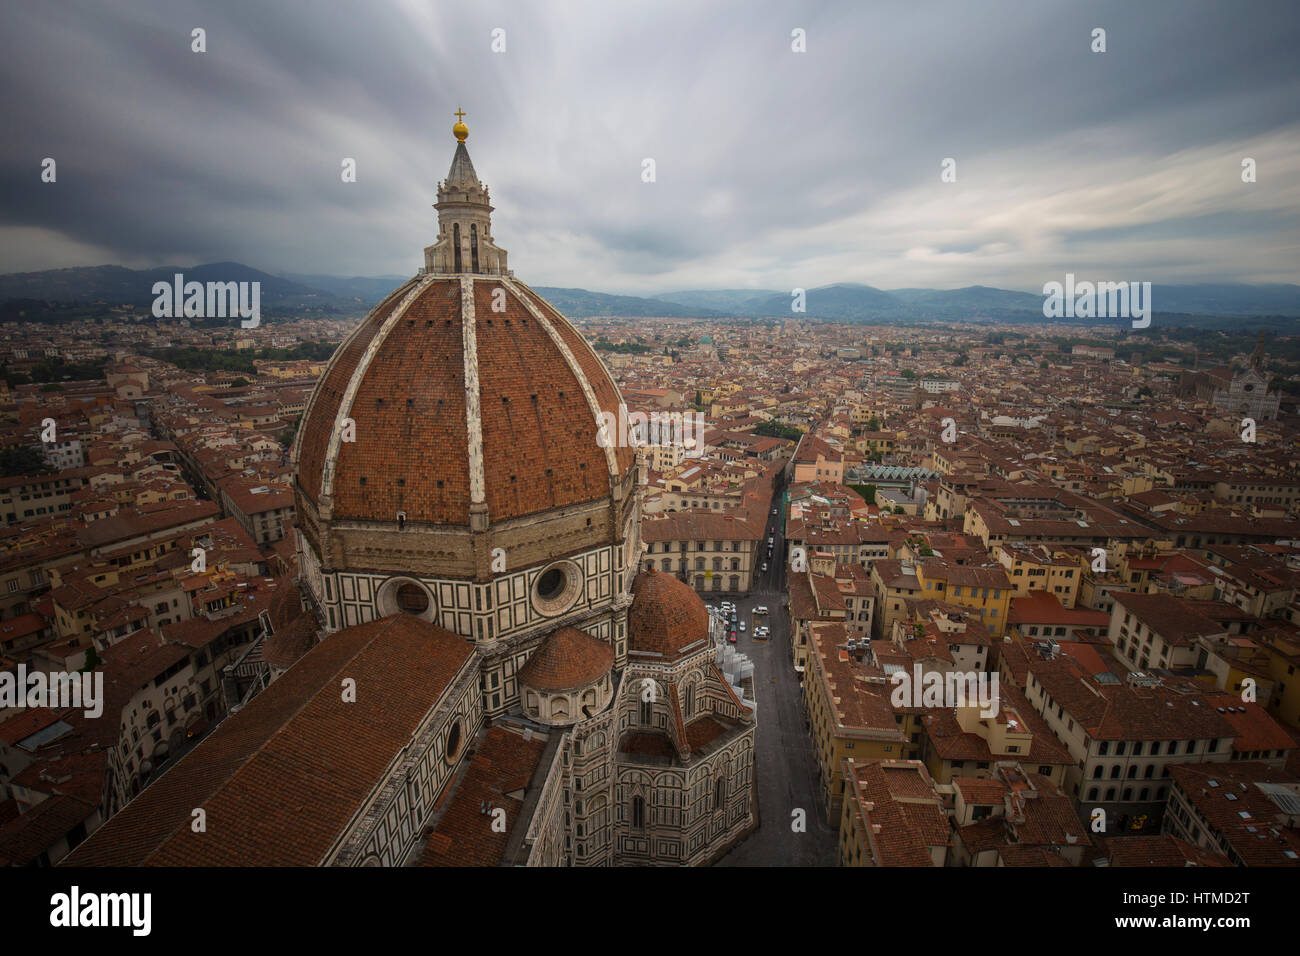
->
[418,725,548,867]
[518,626,613,692]
[64,613,474,866]
[296,277,631,526]
[628,570,710,663]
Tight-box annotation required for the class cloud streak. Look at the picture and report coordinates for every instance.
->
[0,0,1297,293]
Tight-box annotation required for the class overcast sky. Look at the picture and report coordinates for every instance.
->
[2,0,1298,295]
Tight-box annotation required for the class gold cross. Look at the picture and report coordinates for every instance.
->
[455,108,466,122]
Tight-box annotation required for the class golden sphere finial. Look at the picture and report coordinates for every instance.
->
[453,107,468,143]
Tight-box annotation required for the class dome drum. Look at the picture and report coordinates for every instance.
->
[295,484,636,583]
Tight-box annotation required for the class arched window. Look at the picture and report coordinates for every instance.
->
[684,684,695,717]
[714,777,725,809]
[453,223,462,272]
[639,697,653,725]
[470,223,480,272]
[632,796,645,828]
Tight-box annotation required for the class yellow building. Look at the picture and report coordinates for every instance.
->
[995,543,1081,607]
[854,430,896,457]
[802,623,911,817]
[914,562,1012,637]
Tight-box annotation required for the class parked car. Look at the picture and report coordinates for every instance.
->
[727,633,738,644]
[761,562,768,572]
[755,605,768,615]
[739,621,747,632]
[767,536,774,545]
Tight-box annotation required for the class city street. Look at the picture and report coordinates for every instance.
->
[712,486,838,867]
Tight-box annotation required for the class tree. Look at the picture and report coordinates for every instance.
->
[0,446,51,477]
[755,420,803,441]
[848,483,877,506]
[899,368,916,380]
[229,377,250,388]
[865,417,881,432]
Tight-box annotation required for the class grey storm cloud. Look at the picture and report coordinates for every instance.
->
[1,0,1297,293]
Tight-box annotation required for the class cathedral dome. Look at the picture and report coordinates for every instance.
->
[627,569,711,663]
[292,117,637,576]
[294,276,633,527]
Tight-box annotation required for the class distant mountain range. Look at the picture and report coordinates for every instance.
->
[2,263,1297,325]
[652,283,1300,322]
[0,262,363,314]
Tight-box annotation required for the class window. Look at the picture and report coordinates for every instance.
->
[444,720,464,764]
[395,583,429,615]
[537,568,565,600]
[632,796,645,829]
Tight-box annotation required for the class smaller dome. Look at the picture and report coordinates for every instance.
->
[519,626,614,692]
[628,570,710,663]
